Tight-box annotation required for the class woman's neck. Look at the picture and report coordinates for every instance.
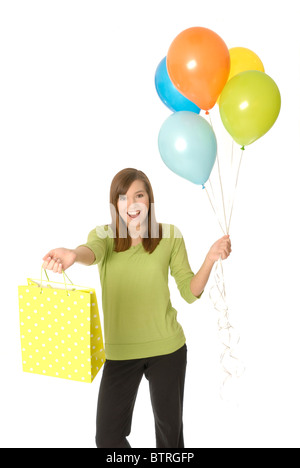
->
[128,222,147,240]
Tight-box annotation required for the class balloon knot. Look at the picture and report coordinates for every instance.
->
[202,184,206,190]
[205,111,209,115]
[241,145,245,151]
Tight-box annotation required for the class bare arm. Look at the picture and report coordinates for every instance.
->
[190,256,215,297]
[190,235,232,297]
[74,246,95,266]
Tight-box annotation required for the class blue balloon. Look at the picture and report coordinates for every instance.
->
[158,111,217,186]
[155,57,201,113]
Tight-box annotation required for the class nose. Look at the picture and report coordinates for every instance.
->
[127,201,141,210]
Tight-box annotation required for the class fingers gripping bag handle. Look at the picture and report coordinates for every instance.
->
[27,267,75,296]
[40,267,74,296]
[41,267,73,296]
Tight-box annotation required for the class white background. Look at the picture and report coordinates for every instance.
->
[1,0,300,448]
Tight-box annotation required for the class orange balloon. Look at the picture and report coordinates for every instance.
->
[167,27,230,111]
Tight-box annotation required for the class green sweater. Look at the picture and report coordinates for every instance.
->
[80,223,202,360]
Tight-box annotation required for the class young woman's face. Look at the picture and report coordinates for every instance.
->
[117,180,150,231]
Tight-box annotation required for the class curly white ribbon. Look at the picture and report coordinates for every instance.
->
[209,256,245,398]
[204,113,245,399]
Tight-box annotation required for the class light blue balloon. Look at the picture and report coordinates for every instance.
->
[155,57,201,113]
[158,111,217,186]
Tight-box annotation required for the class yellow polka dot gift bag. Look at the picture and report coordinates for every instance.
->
[18,269,106,383]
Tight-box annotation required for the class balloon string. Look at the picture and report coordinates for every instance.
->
[208,113,229,235]
[227,147,244,233]
[208,178,224,230]
[203,130,245,399]
[209,256,245,398]
[227,139,235,222]
[205,186,226,236]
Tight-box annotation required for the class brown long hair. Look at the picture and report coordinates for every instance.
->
[109,168,163,254]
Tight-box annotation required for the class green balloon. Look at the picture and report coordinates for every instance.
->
[219,70,281,146]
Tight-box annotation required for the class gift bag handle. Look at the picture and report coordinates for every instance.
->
[40,267,73,296]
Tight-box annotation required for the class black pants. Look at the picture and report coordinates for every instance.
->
[96,344,187,448]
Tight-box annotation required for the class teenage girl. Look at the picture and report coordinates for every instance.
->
[42,168,231,448]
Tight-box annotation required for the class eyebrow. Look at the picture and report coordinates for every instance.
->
[134,190,145,194]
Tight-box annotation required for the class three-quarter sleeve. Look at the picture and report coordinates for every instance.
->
[169,226,203,304]
[78,226,109,266]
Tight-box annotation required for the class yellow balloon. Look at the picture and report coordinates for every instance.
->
[228,47,265,81]
[217,47,265,104]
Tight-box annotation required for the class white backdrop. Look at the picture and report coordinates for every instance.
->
[1,0,300,448]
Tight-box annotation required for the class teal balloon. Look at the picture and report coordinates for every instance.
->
[158,111,217,185]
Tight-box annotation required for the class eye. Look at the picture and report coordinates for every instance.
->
[137,193,144,198]
[119,195,127,201]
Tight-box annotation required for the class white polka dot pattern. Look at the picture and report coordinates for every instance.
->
[18,279,106,383]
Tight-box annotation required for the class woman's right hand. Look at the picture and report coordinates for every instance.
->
[42,248,77,274]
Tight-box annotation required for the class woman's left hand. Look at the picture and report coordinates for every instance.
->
[206,235,232,263]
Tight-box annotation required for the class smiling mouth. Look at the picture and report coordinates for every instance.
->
[127,210,141,219]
